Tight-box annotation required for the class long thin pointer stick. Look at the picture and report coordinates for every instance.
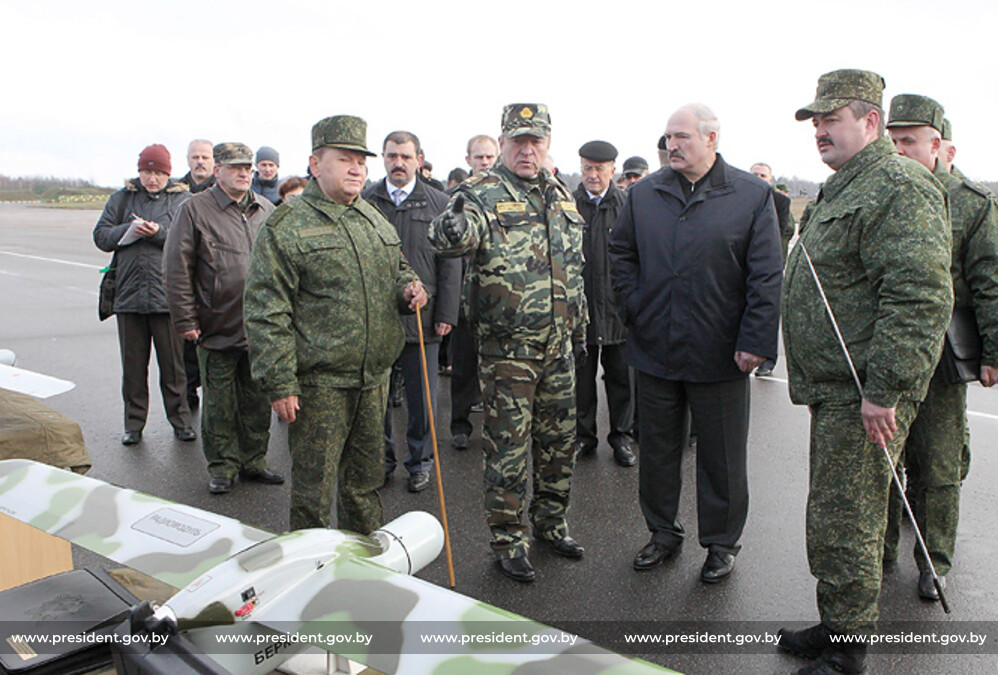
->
[800,243,950,613]
[414,297,456,588]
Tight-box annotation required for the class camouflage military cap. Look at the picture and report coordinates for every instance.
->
[501,103,551,138]
[886,94,945,134]
[795,69,885,121]
[942,118,953,141]
[579,140,617,162]
[311,115,376,156]
[213,142,254,165]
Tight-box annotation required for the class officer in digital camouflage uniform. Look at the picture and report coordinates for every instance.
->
[244,115,426,534]
[882,94,998,601]
[777,70,953,675]
[429,103,588,583]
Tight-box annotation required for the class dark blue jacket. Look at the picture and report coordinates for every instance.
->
[608,155,782,382]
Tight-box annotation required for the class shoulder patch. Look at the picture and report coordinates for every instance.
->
[963,179,994,199]
[266,201,294,227]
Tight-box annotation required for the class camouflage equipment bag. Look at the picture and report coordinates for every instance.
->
[939,306,982,384]
[98,254,116,321]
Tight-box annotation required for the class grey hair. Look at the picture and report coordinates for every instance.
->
[681,103,720,150]
[187,139,212,154]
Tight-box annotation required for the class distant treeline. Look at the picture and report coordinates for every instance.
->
[0,174,110,195]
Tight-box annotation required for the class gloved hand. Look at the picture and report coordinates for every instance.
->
[440,195,467,244]
[573,340,588,368]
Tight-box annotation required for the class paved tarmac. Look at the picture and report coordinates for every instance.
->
[2,202,996,674]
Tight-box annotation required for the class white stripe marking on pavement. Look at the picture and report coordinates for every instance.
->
[0,250,102,270]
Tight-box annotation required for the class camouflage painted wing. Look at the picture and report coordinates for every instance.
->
[251,553,676,674]
[0,458,272,589]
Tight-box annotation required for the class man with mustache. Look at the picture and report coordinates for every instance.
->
[609,104,782,584]
[245,115,425,532]
[165,143,281,494]
[779,71,952,675]
[430,104,588,582]
[363,131,461,493]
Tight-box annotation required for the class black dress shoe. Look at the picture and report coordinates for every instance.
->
[408,471,431,492]
[497,556,535,582]
[239,468,285,485]
[208,477,233,494]
[174,427,197,442]
[918,570,945,601]
[610,439,636,466]
[701,551,735,583]
[187,393,200,411]
[633,540,680,570]
[574,440,596,458]
[451,433,469,450]
[778,623,833,659]
[545,535,584,559]
[121,430,142,446]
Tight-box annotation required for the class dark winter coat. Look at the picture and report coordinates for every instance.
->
[574,181,628,346]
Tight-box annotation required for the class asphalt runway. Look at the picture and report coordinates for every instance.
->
[2,202,996,674]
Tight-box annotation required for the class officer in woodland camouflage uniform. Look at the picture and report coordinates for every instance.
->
[244,115,426,534]
[778,71,952,675]
[429,103,588,583]
[882,94,998,600]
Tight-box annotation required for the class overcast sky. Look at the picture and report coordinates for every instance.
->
[3,0,996,187]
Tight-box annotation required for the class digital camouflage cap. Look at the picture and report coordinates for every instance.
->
[213,142,254,165]
[502,104,551,138]
[311,115,376,156]
[886,94,945,134]
[795,69,885,121]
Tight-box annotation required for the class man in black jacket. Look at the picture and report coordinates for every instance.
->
[573,140,635,466]
[609,104,782,583]
[364,131,461,492]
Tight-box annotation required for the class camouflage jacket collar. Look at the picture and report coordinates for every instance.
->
[820,137,895,202]
[301,178,382,226]
[493,161,565,199]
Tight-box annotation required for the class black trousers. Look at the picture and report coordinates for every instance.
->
[385,342,439,474]
[575,343,632,449]
[183,340,200,397]
[637,371,749,554]
[116,312,190,432]
[449,317,480,437]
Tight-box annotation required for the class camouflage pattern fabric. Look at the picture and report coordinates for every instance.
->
[429,161,587,556]
[807,399,918,636]
[883,160,998,575]
[289,383,387,534]
[197,347,271,480]
[782,137,953,408]
[479,353,576,557]
[428,162,587,359]
[884,369,966,574]
[244,178,414,398]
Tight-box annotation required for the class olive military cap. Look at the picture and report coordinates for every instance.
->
[213,142,254,165]
[311,115,376,156]
[502,103,551,138]
[796,69,885,121]
[579,140,618,162]
[942,118,953,141]
[886,94,945,134]
[623,156,649,175]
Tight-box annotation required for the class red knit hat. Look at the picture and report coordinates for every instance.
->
[138,144,171,174]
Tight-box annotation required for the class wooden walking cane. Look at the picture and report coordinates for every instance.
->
[413,288,457,588]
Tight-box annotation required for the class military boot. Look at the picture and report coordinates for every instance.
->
[796,643,867,674]
[778,623,833,659]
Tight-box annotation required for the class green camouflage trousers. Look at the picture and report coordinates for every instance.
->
[807,399,918,636]
[479,352,576,558]
[289,382,388,534]
[197,347,271,480]
[884,369,967,575]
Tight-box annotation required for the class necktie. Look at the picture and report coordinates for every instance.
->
[393,189,406,206]
[592,195,601,206]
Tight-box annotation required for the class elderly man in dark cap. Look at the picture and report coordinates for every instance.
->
[778,71,952,675]
[430,103,588,582]
[619,156,649,190]
[574,140,635,467]
[165,142,282,495]
[244,115,426,534]
[94,144,195,447]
